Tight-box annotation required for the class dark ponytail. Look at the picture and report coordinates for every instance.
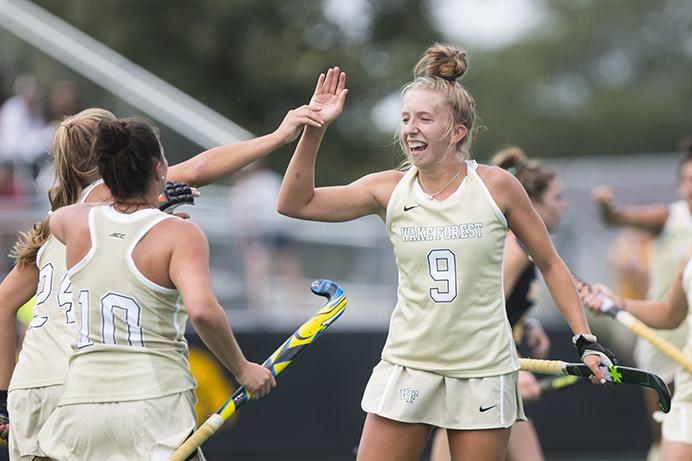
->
[93,117,162,201]
[491,146,555,200]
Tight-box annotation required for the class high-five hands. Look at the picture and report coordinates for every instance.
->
[309,67,348,126]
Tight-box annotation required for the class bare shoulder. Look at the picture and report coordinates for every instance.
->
[474,164,524,211]
[154,216,208,250]
[358,169,405,187]
[50,202,95,228]
[475,164,517,189]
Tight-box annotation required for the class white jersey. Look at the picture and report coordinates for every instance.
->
[59,205,195,404]
[674,259,692,406]
[642,200,692,362]
[9,180,103,391]
[382,160,518,378]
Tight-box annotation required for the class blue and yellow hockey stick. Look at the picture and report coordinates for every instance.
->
[167,279,347,461]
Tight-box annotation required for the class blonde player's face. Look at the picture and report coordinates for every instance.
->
[533,179,566,232]
[400,89,460,169]
[679,160,692,204]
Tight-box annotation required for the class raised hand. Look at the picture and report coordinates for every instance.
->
[309,66,348,126]
[274,105,324,144]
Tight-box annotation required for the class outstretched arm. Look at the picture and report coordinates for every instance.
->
[168,106,323,187]
[592,186,668,233]
[277,67,398,222]
[169,220,275,398]
[580,260,689,330]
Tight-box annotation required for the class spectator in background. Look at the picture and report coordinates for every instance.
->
[231,162,303,314]
[47,80,78,123]
[0,74,53,184]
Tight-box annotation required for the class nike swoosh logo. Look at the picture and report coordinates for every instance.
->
[479,405,497,413]
[403,205,419,212]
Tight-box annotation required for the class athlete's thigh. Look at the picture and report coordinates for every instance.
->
[506,420,544,461]
[660,439,692,461]
[447,427,510,461]
[356,413,431,461]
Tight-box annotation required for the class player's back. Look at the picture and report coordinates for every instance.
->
[59,204,195,405]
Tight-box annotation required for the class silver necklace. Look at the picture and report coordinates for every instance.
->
[418,166,462,200]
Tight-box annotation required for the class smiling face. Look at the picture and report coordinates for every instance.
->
[400,88,467,170]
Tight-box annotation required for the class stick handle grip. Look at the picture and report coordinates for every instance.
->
[167,414,223,461]
[617,311,692,373]
[519,358,567,375]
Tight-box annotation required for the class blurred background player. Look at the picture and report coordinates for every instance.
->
[579,252,692,461]
[592,137,692,460]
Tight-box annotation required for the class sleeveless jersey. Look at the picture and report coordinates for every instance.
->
[382,160,518,378]
[649,201,692,299]
[59,205,195,404]
[646,200,692,350]
[10,180,104,391]
[674,259,692,405]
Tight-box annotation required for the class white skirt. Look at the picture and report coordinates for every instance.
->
[361,360,526,430]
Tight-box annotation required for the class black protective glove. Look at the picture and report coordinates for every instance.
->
[573,334,617,368]
[158,181,194,214]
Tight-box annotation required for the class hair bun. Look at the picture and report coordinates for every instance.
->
[413,43,469,81]
[491,146,526,170]
[96,119,130,155]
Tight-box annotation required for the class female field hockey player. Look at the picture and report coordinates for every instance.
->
[579,255,692,461]
[592,140,692,457]
[277,43,613,461]
[0,103,321,460]
[430,147,565,461]
[37,117,276,460]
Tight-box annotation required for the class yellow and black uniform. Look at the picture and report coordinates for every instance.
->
[38,204,200,461]
[636,200,692,382]
[7,180,102,461]
[662,258,692,444]
[362,161,524,429]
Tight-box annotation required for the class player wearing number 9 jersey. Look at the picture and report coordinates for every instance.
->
[0,104,318,459]
[278,44,613,461]
[37,117,274,460]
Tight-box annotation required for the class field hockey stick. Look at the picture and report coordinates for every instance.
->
[573,275,692,373]
[537,374,580,394]
[167,279,347,461]
[519,358,671,413]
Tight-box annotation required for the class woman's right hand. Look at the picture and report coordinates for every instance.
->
[236,361,276,399]
[592,185,617,222]
[309,67,348,126]
[518,370,542,403]
[274,105,324,144]
[576,282,617,315]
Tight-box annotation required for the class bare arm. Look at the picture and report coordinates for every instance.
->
[0,265,39,389]
[169,221,274,397]
[168,106,323,187]
[581,260,689,330]
[277,67,399,222]
[592,186,668,233]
